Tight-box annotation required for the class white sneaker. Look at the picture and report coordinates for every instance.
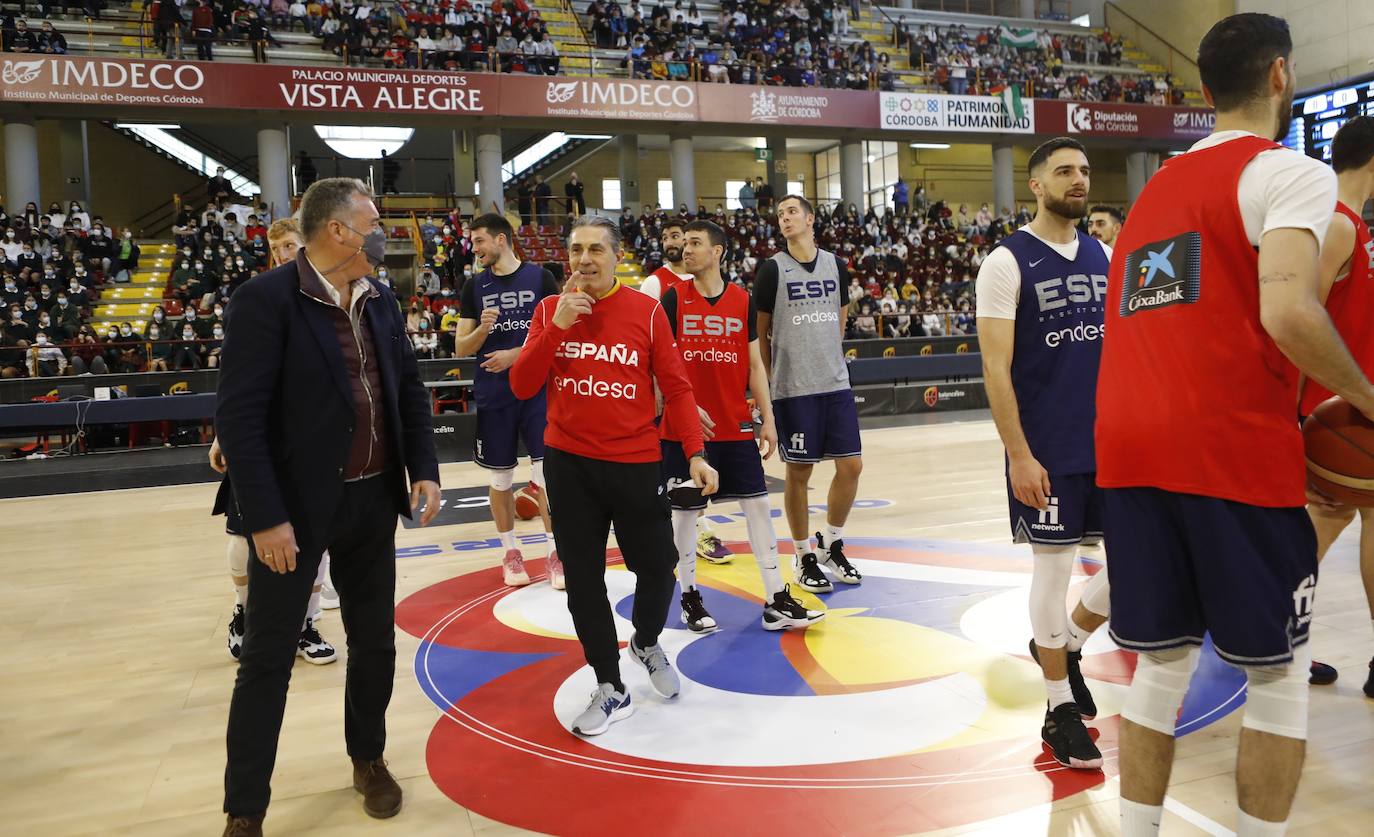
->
[502,549,531,587]
[297,618,337,665]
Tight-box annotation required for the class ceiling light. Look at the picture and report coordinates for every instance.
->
[909,142,951,150]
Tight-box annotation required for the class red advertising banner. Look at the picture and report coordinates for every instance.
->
[0,55,498,114]
[1033,99,1215,141]
[697,85,880,129]
[1,54,1210,141]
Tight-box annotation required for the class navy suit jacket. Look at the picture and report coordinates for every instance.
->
[214,251,439,550]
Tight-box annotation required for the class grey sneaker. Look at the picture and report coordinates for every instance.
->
[571,683,633,736]
[628,634,681,699]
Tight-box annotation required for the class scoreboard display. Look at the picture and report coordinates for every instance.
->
[1284,77,1374,162]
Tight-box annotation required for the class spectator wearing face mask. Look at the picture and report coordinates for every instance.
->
[223,213,247,242]
[15,241,41,275]
[183,307,211,339]
[1,276,22,308]
[28,331,66,377]
[68,326,107,375]
[66,203,90,232]
[51,290,80,340]
[146,305,170,339]
[84,224,114,276]
[411,318,437,358]
[170,322,205,370]
[206,321,225,367]
[0,228,24,263]
[415,264,441,296]
[114,322,146,373]
[110,230,141,283]
[5,304,33,344]
[65,277,88,310]
[146,323,174,372]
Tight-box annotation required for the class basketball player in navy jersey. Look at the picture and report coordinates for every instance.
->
[661,219,824,632]
[976,137,1112,770]
[455,213,562,588]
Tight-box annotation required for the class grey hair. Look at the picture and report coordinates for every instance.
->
[299,177,373,241]
[569,214,621,250]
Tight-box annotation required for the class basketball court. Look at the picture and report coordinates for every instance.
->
[4,412,1372,836]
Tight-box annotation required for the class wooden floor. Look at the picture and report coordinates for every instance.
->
[3,415,1373,836]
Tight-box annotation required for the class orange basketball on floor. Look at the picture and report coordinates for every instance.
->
[514,484,540,520]
[1303,396,1374,506]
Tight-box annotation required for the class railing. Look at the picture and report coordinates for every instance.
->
[848,308,973,339]
[1104,0,1200,87]
[21,336,224,378]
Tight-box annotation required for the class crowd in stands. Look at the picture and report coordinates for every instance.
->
[0,199,150,378]
[599,0,893,89]
[896,21,1182,104]
[137,0,561,70]
[0,15,72,53]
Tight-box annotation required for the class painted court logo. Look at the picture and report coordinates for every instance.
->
[397,537,1247,835]
[1121,231,1202,316]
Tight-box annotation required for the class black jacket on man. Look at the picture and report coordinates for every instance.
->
[214,249,438,549]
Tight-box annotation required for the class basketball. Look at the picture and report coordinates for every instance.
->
[1303,397,1374,505]
[514,484,541,520]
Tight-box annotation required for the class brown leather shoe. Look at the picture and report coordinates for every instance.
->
[222,814,264,836]
[352,757,402,819]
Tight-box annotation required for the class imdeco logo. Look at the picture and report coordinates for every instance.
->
[545,81,578,104]
[2,59,44,85]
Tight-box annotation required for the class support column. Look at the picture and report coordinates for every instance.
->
[618,134,640,212]
[256,125,290,222]
[1018,0,1036,20]
[56,120,91,206]
[896,0,913,7]
[1126,150,1151,204]
[4,117,41,215]
[767,134,788,202]
[669,134,695,212]
[451,129,475,198]
[840,139,864,212]
[476,130,503,214]
[992,143,1015,217]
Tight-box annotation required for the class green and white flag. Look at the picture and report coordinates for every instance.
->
[998,85,1025,122]
[999,26,1037,49]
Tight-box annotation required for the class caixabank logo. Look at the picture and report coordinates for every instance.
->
[397,537,1246,834]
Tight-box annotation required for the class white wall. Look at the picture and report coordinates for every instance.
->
[1238,0,1374,89]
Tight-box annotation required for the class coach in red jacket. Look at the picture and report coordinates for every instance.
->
[512,214,717,737]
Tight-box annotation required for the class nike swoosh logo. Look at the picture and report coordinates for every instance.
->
[1029,258,1046,267]
[1050,631,1063,638]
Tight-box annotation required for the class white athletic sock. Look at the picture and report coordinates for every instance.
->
[741,497,784,596]
[1236,810,1288,836]
[234,583,248,608]
[673,509,699,591]
[304,589,321,629]
[803,535,816,556]
[825,524,844,550]
[697,515,714,540]
[1120,798,1163,837]
[544,532,555,558]
[1066,613,1093,653]
[1045,677,1073,710]
[498,530,517,551]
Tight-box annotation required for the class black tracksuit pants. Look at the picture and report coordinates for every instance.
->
[543,446,677,685]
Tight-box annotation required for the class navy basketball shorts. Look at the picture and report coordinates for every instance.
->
[660,439,768,510]
[773,389,863,464]
[225,500,245,538]
[474,391,547,470]
[1103,487,1319,666]
[1007,472,1103,546]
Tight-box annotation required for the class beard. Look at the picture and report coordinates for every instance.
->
[1043,193,1087,221]
[664,246,683,263]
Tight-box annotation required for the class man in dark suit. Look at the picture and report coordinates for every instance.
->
[215,177,441,837]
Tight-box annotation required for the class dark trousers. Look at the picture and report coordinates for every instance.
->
[223,472,399,816]
[543,446,676,685]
